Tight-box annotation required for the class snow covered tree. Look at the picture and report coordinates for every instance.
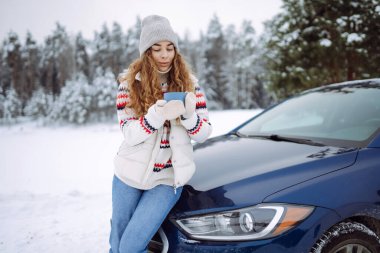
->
[0,87,5,118]
[109,22,125,77]
[2,86,22,122]
[40,23,75,96]
[124,17,141,67]
[90,67,117,121]
[265,0,380,98]
[222,21,271,109]
[0,43,10,97]
[3,32,24,107]
[239,21,272,109]
[223,24,239,108]
[39,37,56,95]
[196,32,216,108]
[49,73,92,124]
[236,21,261,108]
[91,23,112,78]
[24,88,53,119]
[74,32,90,79]
[21,32,40,107]
[200,15,231,109]
[179,31,198,71]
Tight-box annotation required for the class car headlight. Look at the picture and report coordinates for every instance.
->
[175,204,314,241]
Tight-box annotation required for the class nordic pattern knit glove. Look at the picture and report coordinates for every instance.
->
[181,92,196,119]
[155,100,186,120]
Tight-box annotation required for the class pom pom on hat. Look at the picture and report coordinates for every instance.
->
[139,15,179,56]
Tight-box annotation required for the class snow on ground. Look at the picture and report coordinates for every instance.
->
[0,109,261,253]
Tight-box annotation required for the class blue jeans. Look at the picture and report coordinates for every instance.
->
[109,175,183,253]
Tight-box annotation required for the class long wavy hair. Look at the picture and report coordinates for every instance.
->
[119,48,195,117]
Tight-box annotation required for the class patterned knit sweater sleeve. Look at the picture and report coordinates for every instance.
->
[116,80,165,146]
[180,78,213,143]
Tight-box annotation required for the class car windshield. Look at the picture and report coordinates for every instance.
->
[237,82,380,148]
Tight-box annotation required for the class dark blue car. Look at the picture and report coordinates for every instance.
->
[149,79,380,253]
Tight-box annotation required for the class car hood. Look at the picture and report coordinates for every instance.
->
[173,134,358,216]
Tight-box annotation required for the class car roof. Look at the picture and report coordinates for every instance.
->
[301,78,380,95]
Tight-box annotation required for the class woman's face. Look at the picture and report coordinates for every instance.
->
[150,41,175,72]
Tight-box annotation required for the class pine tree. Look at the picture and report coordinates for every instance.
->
[90,67,117,121]
[49,73,92,124]
[196,32,216,108]
[0,43,10,97]
[74,32,90,79]
[223,24,239,108]
[22,32,40,107]
[0,87,5,118]
[236,20,270,108]
[3,32,24,108]
[109,22,125,77]
[265,0,380,98]
[179,31,198,71]
[40,36,56,95]
[2,86,22,122]
[40,23,75,96]
[91,23,112,78]
[222,20,270,109]
[24,88,53,119]
[124,17,141,67]
[201,15,231,109]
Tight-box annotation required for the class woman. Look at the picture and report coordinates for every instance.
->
[109,15,212,253]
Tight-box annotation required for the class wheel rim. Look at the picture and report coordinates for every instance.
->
[334,243,372,253]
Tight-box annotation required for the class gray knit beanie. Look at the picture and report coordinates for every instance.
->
[139,15,179,56]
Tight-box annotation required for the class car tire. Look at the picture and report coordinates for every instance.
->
[310,221,380,253]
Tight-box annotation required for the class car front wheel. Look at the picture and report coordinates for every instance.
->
[310,222,380,253]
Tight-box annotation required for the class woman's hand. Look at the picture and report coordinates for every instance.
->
[181,92,196,119]
[155,100,186,120]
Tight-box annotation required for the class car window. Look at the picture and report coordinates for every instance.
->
[238,84,380,147]
[259,93,326,132]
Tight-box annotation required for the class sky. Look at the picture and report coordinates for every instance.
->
[0,0,283,43]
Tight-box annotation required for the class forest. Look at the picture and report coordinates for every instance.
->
[1,0,379,124]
